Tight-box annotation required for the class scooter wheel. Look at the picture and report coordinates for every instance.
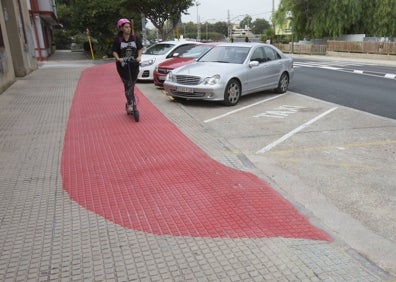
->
[133,110,140,122]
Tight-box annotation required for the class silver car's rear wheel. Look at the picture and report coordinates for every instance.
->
[223,79,241,106]
[275,72,289,93]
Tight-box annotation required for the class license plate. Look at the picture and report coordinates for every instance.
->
[176,86,194,93]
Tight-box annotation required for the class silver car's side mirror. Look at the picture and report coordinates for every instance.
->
[249,61,260,68]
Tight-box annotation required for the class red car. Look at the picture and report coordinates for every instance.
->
[153,43,217,87]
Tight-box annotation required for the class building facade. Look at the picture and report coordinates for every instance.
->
[0,0,58,93]
[29,0,58,61]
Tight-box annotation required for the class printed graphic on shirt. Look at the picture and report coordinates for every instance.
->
[121,41,137,58]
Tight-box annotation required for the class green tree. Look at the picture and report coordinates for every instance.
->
[121,0,194,40]
[274,0,396,39]
[274,0,321,38]
[313,0,365,37]
[371,0,396,37]
[239,15,253,29]
[202,23,227,41]
[252,18,271,35]
[212,22,229,37]
[70,0,124,38]
[180,21,197,37]
[53,2,75,49]
[59,0,141,55]
[260,28,275,43]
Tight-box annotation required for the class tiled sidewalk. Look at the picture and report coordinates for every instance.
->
[0,52,392,281]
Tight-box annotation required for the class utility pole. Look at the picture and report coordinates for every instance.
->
[198,15,201,41]
[272,0,275,30]
[196,1,201,41]
[286,11,294,54]
[272,0,274,14]
[227,10,231,41]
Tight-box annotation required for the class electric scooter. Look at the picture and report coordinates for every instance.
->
[122,56,140,122]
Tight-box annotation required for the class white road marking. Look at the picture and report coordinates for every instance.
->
[256,107,338,154]
[321,66,342,70]
[295,61,396,80]
[385,74,396,79]
[254,105,305,118]
[204,94,286,123]
[294,61,368,68]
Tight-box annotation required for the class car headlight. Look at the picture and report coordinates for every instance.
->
[140,58,156,67]
[203,74,221,85]
[166,71,175,82]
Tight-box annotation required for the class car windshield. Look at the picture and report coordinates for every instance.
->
[179,45,214,59]
[198,46,250,64]
[144,43,175,55]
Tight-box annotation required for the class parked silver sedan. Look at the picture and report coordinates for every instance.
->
[163,42,294,106]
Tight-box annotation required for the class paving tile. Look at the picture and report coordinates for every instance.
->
[0,57,393,282]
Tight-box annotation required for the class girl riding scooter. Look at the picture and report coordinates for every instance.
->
[112,18,143,120]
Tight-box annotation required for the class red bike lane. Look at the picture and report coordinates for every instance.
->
[61,63,331,241]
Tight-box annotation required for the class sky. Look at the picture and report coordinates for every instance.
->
[181,0,280,24]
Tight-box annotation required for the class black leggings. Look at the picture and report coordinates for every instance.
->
[117,63,139,105]
[122,77,136,105]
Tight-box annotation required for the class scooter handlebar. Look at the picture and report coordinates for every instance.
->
[121,56,139,67]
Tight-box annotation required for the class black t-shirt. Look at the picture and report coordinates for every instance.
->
[112,34,143,61]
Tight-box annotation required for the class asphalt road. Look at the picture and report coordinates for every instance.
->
[291,59,396,120]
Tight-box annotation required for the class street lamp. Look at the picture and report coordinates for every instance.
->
[195,1,201,41]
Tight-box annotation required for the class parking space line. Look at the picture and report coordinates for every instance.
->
[204,94,286,123]
[256,107,338,154]
[268,140,396,155]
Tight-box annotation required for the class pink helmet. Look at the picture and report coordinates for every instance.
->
[117,18,130,30]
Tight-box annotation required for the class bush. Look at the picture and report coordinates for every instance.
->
[53,29,73,49]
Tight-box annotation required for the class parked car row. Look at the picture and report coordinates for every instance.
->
[138,40,294,106]
[153,43,218,87]
[138,40,197,81]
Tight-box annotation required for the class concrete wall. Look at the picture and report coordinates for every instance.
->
[0,0,38,94]
[0,0,16,93]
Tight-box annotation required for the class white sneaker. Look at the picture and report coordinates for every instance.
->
[127,104,134,113]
